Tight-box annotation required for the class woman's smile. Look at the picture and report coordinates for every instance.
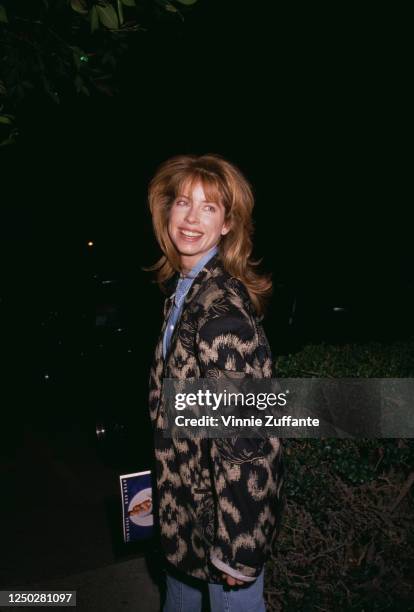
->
[179,228,204,241]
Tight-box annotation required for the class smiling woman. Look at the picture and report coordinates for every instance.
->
[145,153,285,612]
[168,182,230,275]
[147,153,272,316]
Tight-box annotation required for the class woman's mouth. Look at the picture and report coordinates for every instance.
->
[179,229,203,242]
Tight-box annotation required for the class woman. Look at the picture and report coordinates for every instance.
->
[147,154,285,612]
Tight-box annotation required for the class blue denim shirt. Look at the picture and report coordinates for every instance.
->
[162,246,218,360]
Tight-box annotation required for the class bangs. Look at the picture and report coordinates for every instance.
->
[174,171,229,210]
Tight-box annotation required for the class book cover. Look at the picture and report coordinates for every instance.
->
[119,469,153,543]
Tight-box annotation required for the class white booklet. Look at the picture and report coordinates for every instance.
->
[119,469,153,543]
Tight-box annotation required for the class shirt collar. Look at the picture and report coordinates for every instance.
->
[174,246,219,308]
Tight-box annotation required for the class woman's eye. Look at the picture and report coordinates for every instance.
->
[176,200,188,206]
[205,205,215,212]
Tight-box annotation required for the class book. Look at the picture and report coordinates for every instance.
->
[119,469,153,543]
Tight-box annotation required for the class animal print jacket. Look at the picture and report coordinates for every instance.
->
[148,253,285,583]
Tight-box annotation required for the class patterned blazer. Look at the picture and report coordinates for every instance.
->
[148,253,285,583]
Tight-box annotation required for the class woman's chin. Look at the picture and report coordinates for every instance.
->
[175,240,203,254]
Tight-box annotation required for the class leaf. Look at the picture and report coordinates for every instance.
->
[0,4,8,23]
[90,6,99,32]
[74,74,83,93]
[72,46,82,69]
[0,115,12,125]
[70,0,89,15]
[0,131,19,147]
[175,0,198,4]
[96,3,119,29]
[117,0,124,25]
[121,0,136,6]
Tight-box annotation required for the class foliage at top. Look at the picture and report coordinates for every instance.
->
[0,0,198,145]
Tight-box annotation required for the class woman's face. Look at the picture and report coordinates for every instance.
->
[168,180,230,272]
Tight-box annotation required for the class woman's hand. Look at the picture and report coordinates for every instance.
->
[221,572,245,586]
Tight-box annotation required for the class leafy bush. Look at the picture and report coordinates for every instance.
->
[0,0,198,144]
[266,339,414,611]
[276,338,414,378]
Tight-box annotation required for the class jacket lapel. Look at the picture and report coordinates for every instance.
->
[163,253,221,363]
[182,253,221,308]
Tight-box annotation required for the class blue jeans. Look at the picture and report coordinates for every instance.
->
[163,567,266,612]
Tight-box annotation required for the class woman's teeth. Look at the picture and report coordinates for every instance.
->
[181,230,202,237]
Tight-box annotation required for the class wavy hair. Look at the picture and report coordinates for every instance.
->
[145,153,272,316]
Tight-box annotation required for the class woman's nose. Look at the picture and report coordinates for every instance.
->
[184,205,199,224]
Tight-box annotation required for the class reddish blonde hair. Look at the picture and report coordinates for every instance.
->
[145,153,272,316]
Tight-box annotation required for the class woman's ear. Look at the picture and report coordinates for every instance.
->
[221,221,231,236]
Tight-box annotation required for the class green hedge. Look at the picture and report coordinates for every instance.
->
[275,338,414,378]
[265,339,414,611]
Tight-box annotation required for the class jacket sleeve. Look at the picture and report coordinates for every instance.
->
[196,306,281,581]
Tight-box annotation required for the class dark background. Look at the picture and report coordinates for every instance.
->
[0,0,412,591]
[1,0,412,459]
